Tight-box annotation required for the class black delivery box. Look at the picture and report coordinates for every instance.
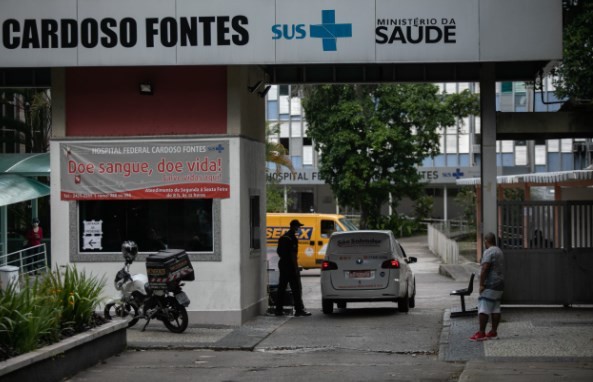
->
[146,249,195,290]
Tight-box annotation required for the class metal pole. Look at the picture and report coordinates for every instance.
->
[0,206,7,263]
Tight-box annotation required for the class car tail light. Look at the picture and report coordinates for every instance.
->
[321,260,338,271]
[381,259,400,269]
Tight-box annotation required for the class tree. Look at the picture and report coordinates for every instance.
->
[302,84,479,229]
[550,1,593,104]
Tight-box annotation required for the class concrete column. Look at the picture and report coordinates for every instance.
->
[51,68,66,138]
[480,63,497,241]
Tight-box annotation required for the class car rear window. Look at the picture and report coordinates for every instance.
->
[327,233,391,254]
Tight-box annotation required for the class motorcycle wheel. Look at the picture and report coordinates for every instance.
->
[162,297,189,333]
[104,302,140,328]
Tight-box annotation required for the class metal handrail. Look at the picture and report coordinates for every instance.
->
[0,243,48,275]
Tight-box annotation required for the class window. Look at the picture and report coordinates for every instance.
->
[561,139,573,153]
[515,145,527,166]
[548,140,559,152]
[290,120,302,138]
[320,220,336,238]
[515,82,527,93]
[501,82,513,93]
[446,135,457,153]
[291,155,302,168]
[501,141,514,153]
[280,122,290,138]
[303,145,313,165]
[533,147,546,166]
[267,100,278,120]
[279,96,289,114]
[250,195,260,250]
[267,85,278,100]
[279,138,289,154]
[290,97,302,116]
[459,134,470,153]
[78,199,213,253]
[279,85,289,96]
[446,154,458,166]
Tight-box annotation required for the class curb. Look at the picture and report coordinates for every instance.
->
[438,309,452,361]
[0,319,128,382]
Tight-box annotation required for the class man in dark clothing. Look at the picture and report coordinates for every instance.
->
[275,219,312,317]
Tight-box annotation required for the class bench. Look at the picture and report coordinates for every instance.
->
[450,273,478,317]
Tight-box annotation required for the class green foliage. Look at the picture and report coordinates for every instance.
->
[503,188,525,202]
[302,84,479,228]
[267,183,292,212]
[455,187,477,228]
[370,214,422,238]
[44,265,106,333]
[0,266,105,361]
[0,279,61,358]
[552,1,593,102]
[413,195,434,223]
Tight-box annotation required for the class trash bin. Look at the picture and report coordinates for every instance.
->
[0,265,20,293]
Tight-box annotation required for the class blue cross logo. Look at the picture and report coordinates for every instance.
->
[310,10,352,52]
[452,168,464,179]
[210,144,225,153]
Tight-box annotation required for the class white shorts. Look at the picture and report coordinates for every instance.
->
[478,298,501,315]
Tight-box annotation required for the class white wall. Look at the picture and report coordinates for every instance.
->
[50,66,267,326]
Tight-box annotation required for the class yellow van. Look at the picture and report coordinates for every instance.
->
[266,213,358,270]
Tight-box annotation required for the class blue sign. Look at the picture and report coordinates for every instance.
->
[272,10,352,52]
[310,10,353,51]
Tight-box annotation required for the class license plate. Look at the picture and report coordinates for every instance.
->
[347,270,372,279]
[175,292,190,306]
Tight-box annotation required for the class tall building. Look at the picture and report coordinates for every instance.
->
[265,81,593,219]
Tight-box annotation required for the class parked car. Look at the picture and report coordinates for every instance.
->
[320,230,417,314]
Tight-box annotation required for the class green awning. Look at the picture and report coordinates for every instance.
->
[0,174,50,207]
[0,153,50,176]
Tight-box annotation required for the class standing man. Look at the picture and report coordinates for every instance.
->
[275,219,312,317]
[470,232,505,341]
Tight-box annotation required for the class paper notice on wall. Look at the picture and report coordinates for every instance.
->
[82,220,103,250]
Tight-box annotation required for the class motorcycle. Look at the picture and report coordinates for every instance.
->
[104,241,194,333]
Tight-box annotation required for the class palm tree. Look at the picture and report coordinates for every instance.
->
[265,122,294,173]
[265,122,295,212]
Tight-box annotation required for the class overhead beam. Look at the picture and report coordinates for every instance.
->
[497,112,593,140]
[0,68,51,87]
[267,62,548,85]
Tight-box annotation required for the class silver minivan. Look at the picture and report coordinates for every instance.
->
[320,230,417,314]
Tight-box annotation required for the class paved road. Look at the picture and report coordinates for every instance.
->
[68,236,472,381]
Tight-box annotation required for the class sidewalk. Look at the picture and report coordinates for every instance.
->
[126,315,290,351]
[439,260,593,381]
[443,306,593,380]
